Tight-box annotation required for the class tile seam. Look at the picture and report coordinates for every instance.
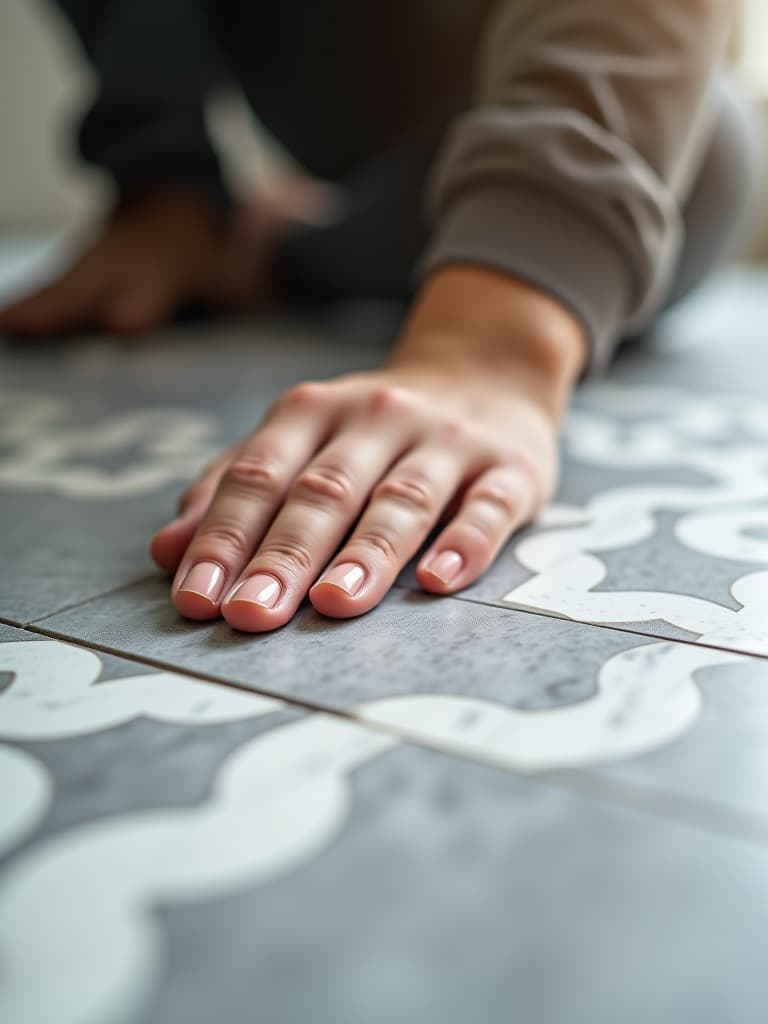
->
[15,619,768,854]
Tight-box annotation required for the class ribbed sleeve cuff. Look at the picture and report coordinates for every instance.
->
[414,184,634,376]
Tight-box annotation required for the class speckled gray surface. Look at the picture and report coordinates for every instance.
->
[4,248,768,654]
[600,655,768,820]
[3,625,768,1024]
[36,574,647,709]
[5,244,768,1023]
[0,314,389,624]
[0,625,300,848]
[143,749,768,1024]
[33,575,768,823]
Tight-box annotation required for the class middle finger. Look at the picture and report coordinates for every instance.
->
[220,413,421,630]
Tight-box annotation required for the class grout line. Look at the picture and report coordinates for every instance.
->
[408,585,768,662]
[23,573,161,629]
[551,769,768,848]
[15,578,767,664]
[23,620,335,718]
[18,619,768,853]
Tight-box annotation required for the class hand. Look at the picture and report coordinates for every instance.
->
[151,267,586,632]
[150,367,556,630]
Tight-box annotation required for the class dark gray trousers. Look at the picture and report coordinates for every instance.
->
[59,0,760,322]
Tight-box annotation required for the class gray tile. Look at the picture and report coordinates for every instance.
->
[396,270,768,657]
[2,624,768,1024]
[36,576,768,822]
[0,311,388,623]
[0,622,296,852]
[5,242,766,650]
[591,654,768,820]
[36,574,648,710]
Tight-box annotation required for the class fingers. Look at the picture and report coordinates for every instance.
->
[219,409,424,631]
[415,463,539,594]
[171,384,339,620]
[304,440,468,621]
[163,377,549,632]
[150,450,240,573]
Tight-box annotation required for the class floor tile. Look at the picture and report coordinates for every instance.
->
[2,625,768,1024]
[36,576,768,821]
[0,312,387,623]
[396,269,768,657]
[5,244,766,651]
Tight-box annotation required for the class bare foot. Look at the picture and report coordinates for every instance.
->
[0,179,333,338]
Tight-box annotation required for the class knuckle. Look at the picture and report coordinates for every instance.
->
[193,519,251,558]
[221,456,283,499]
[470,482,521,521]
[280,380,326,409]
[374,473,435,518]
[499,445,541,486]
[292,462,355,508]
[354,526,400,563]
[435,416,474,448]
[461,518,496,546]
[258,536,315,576]
[366,384,416,419]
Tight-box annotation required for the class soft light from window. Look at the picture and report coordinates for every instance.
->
[738,0,768,95]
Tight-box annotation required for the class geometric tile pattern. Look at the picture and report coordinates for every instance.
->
[3,250,768,1023]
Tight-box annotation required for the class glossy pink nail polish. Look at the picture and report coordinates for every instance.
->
[225,573,282,609]
[316,562,366,596]
[177,562,226,603]
[423,550,463,585]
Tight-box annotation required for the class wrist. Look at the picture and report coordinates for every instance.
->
[387,265,588,418]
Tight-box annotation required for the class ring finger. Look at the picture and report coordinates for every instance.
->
[306,443,472,620]
[220,415,424,630]
[416,463,539,594]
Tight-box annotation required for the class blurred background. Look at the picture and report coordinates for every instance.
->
[0,0,766,256]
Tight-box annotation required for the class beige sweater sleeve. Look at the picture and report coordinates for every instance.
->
[417,0,734,371]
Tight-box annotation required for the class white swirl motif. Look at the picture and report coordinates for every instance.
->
[0,392,220,499]
[0,633,744,1024]
[504,384,768,656]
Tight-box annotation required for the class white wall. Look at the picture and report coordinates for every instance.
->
[0,0,107,227]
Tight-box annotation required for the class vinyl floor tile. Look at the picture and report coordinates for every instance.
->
[395,272,768,657]
[2,624,767,1024]
[0,314,386,623]
[34,576,768,821]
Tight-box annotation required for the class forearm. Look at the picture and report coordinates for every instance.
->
[386,265,588,420]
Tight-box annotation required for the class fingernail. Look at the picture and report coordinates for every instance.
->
[423,550,463,585]
[315,562,366,597]
[177,561,226,603]
[225,573,282,609]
